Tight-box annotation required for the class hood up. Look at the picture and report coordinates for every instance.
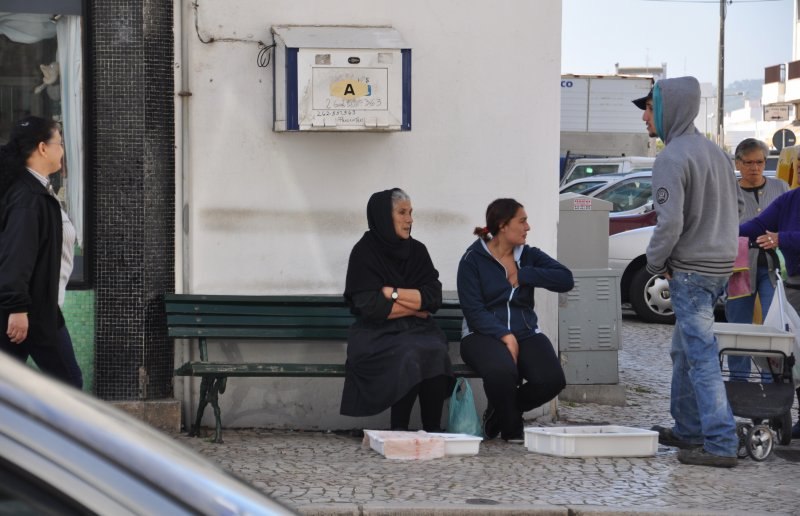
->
[653,76,701,144]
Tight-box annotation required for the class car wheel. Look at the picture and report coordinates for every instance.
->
[629,266,675,324]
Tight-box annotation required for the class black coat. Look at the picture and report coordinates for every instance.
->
[0,172,63,349]
[340,190,453,417]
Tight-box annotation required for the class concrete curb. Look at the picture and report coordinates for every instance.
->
[298,504,565,515]
[297,504,770,516]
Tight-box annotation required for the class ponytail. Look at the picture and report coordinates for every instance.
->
[473,226,491,242]
[0,142,24,197]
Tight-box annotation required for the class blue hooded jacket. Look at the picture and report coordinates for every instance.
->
[456,239,573,341]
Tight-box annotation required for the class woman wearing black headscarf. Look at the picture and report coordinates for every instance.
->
[340,188,453,431]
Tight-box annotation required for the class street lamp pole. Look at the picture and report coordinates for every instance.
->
[717,0,726,146]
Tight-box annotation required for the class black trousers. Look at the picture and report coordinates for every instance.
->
[0,323,83,389]
[390,374,450,431]
[460,332,565,435]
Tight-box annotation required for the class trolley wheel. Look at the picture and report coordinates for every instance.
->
[746,424,774,461]
[771,411,794,446]
[736,423,751,459]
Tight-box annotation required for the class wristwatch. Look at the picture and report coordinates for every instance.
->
[391,288,399,301]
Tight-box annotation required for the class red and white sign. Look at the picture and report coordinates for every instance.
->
[573,198,593,211]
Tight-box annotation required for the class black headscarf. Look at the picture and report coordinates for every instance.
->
[343,188,439,302]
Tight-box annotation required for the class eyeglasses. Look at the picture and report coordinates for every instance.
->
[737,159,765,167]
[45,140,64,147]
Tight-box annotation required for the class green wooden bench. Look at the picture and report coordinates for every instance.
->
[166,293,475,442]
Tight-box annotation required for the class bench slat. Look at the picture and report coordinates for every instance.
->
[166,293,459,305]
[176,362,347,377]
[169,327,352,340]
[169,326,462,342]
[165,303,354,317]
[168,314,461,329]
[168,314,355,327]
[175,361,478,378]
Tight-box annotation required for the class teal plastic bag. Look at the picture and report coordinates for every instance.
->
[447,377,482,437]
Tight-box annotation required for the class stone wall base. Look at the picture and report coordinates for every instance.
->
[559,384,626,407]
[112,399,181,433]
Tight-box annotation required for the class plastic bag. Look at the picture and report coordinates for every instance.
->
[763,278,800,387]
[447,377,482,437]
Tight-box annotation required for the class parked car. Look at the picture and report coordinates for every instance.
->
[608,225,675,324]
[605,165,789,323]
[559,176,620,196]
[608,208,657,236]
[560,156,655,186]
[0,353,294,515]
[593,171,657,235]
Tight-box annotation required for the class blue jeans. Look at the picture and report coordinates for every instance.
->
[669,272,737,457]
[725,265,775,381]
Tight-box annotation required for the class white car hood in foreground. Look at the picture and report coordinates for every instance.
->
[0,353,294,515]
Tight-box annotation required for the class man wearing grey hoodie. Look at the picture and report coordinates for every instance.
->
[633,76,740,467]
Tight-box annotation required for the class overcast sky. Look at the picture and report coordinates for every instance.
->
[562,0,793,86]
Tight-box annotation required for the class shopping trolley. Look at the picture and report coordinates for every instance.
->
[714,322,796,461]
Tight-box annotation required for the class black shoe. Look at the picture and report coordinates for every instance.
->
[677,447,737,468]
[792,420,800,439]
[482,406,500,440]
[651,425,702,450]
[501,428,524,443]
[501,414,525,443]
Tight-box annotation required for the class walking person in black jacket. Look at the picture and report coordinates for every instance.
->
[457,198,573,441]
[0,116,82,387]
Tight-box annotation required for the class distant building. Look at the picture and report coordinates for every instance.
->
[760,0,799,150]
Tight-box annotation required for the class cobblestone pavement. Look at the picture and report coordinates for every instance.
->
[175,315,800,515]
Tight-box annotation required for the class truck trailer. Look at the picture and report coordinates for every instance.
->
[560,74,654,158]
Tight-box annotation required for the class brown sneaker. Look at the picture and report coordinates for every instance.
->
[677,447,737,468]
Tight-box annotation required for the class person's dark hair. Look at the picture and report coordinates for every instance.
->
[734,138,769,162]
[0,116,60,195]
[473,198,524,242]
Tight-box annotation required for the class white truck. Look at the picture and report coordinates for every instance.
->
[560,156,655,186]
[560,74,654,161]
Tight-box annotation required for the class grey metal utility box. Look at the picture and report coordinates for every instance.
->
[556,195,622,390]
[561,350,619,385]
[559,269,622,352]
[557,194,612,269]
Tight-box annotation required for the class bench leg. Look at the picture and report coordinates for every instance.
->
[189,375,227,442]
[188,376,212,438]
[208,376,227,443]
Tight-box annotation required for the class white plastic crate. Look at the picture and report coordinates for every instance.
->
[524,425,658,458]
[363,430,482,459]
[426,433,483,456]
[713,323,795,355]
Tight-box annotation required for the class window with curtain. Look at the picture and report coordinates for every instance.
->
[0,4,85,284]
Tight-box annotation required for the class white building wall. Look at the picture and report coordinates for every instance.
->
[175,0,564,430]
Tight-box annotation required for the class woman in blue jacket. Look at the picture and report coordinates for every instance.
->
[739,187,800,440]
[457,198,573,441]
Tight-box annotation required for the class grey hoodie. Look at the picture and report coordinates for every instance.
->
[645,76,741,277]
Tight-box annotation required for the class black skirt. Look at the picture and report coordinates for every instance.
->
[339,315,453,417]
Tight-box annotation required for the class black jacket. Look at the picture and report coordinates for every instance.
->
[0,172,63,348]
